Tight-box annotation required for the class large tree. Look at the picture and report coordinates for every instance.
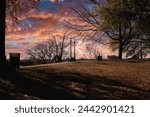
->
[96,0,150,59]
[96,0,138,59]
[66,0,150,59]
[135,0,150,44]
[0,0,38,66]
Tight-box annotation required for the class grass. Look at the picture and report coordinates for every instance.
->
[0,59,150,99]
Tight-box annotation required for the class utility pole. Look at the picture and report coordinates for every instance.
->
[70,39,72,60]
[74,39,76,61]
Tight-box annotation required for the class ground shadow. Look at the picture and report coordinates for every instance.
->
[0,67,150,100]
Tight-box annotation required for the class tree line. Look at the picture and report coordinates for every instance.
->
[27,34,70,63]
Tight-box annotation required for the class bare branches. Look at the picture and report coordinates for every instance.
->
[63,1,106,44]
[27,32,70,62]
[6,0,39,22]
[67,3,99,29]
[86,43,101,59]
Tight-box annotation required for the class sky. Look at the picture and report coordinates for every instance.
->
[6,0,117,59]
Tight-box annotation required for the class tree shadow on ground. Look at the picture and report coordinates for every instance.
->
[0,67,150,100]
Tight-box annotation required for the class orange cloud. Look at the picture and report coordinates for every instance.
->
[6,2,114,60]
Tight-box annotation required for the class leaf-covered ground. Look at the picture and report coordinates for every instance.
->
[0,59,150,99]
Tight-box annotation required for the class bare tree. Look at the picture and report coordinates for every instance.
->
[50,32,70,62]
[64,0,106,44]
[86,43,101,59]
[27,33,70,63]
[27,43,48,63]
[45,40,56,62]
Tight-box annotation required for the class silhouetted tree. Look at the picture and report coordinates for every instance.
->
[86,43,101,59]
[65,0,106,44]
[96,0,139,59]
[134,0,150,44]
[27,43,48,61]
[67,0,150,59]
[98,0,150,59]
[27,33,69,63]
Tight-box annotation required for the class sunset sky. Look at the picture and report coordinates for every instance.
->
[6,0,116,59]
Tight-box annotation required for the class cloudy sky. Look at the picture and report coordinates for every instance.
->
[6,0,116,59]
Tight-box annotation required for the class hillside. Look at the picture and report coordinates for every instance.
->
[0,59,150,99]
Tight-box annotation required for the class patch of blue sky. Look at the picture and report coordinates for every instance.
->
[86,4,95,10]
[40,1,52,9]
[38,1,57,13]
[24,37,37,41]
[22,19,33,25]
[10,42,21,48]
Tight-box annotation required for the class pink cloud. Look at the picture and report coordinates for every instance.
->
[6,2,113,60]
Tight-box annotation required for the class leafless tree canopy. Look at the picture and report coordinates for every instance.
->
[64,0,106,44]
[27,33,70,63]
[6,0,39,22]
[86,43,101,59]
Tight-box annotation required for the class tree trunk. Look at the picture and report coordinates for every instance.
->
[60,37,65,61]
[118,23,123,59]
[74,40,76,60]
[0,0,6,65]
[70,39,72,59]
[118,39,123,59]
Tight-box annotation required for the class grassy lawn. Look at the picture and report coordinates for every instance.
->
[0,59,150,99]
